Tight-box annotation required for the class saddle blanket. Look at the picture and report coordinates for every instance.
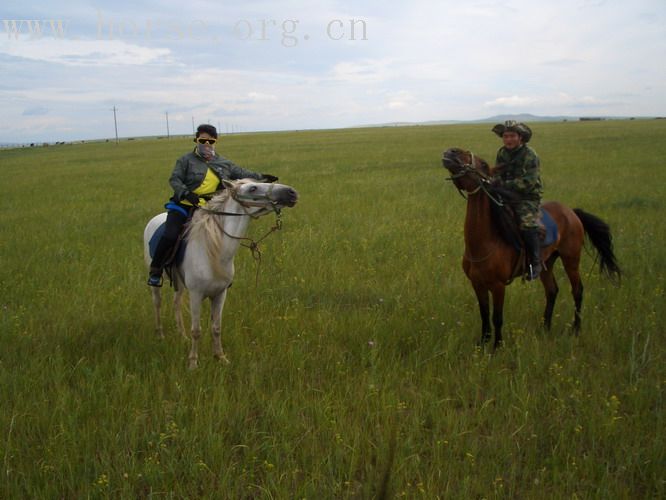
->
[148,222,186,267]
[540,208,558,247]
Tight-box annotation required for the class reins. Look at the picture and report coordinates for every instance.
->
[446,150,529,284]
[463,244,496,263]
[222,209,282,259]
[199,186,284,286]
[445,152,505,207]
[446,151,514,271]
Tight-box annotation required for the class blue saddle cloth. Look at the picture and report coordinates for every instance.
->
[148,202,192,267]
[540,208,558,247]
[148,221,187,267]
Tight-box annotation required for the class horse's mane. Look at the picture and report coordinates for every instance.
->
[472,155,523,250]
[184,186,238,279]
[488,195,523,250]
[475,157,491,176]
[186,188,232,239]
[185,178,257,240]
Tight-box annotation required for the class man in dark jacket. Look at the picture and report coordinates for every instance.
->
[147,124,277,286]
[490,120,544,281]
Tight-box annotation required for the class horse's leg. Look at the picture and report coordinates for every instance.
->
[187,291,205,370]
[561,254,584,334]
[472,282,492,346]
[541,253,560,331]
[210,289,230,364]
[489,283,505,349]
[150,287,164,338]
[173,288,187,339]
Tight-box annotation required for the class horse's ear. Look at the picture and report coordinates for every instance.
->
[221,179,234,190]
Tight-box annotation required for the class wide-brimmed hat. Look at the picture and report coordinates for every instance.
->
[492,120,532,143]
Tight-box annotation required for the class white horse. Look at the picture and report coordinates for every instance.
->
[143,179,298,369]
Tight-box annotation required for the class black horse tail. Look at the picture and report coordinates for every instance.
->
[574,208,622,282]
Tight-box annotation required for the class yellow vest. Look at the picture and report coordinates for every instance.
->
[181,168,219,206]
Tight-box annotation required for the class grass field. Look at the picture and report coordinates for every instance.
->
[1,120,664,498]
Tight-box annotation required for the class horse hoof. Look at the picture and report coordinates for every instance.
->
[188,359,198,370]
[215,353,230,365]
[477,336,492,347]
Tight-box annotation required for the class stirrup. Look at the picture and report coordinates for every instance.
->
[525,264,541,281]
[147,274,163,287]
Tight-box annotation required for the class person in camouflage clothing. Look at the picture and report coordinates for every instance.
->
[490,120,544,280]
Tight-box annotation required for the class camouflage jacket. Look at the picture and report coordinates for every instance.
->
[492,145,543,201]
[168,148,263,203]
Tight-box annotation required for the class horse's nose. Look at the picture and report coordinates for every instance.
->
[283,188,298,205]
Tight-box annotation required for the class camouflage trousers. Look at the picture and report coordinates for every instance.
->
[508,200,540,230]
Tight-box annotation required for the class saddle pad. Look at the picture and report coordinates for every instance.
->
[148,222,186,267]
[540,208,558,247]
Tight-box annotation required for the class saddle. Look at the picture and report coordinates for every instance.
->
[493,201,558,249]
[493,203,558,282]
[148,221,188,286]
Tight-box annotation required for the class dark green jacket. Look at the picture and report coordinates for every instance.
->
[169,149,264,203]
[492,145,543,201]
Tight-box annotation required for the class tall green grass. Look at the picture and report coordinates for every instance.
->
[1,120,664,498]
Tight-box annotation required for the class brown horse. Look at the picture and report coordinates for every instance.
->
[442,148,621,349]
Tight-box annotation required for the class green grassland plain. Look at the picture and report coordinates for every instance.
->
[0,120,664,498]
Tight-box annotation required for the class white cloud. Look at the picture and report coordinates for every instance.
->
[385,90,420,110]
[0,37,172,66]
[484,95,539,108]
[330,58,393,83]
[247,92,278,102]
[482,92,629,114]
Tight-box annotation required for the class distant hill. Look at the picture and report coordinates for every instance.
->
[470,113,576,123]
[354,113,661,129]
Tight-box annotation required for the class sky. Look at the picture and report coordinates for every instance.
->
[1,0,665,143]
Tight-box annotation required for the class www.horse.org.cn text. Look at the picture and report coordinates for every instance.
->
[1,14,369,48]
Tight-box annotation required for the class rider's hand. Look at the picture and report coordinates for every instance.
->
[261,174,279,183]
[184,192,200,206]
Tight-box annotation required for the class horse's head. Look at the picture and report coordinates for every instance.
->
[441,148,491,193]
[221,178,299,215]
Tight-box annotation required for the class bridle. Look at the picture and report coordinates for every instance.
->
[197,183,285,283]
[444,151,504,207]
[198,183,282,218]
[444,150,522,275]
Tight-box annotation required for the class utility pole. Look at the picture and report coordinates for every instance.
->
[192,116,195,134]
[112,106,119,144]
[165,111,170,139]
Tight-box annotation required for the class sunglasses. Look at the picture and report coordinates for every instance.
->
[195,137,217,145]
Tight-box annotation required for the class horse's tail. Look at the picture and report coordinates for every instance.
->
[573,208,622,282]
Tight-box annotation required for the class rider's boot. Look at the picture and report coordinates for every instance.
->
[521,228,542,281]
